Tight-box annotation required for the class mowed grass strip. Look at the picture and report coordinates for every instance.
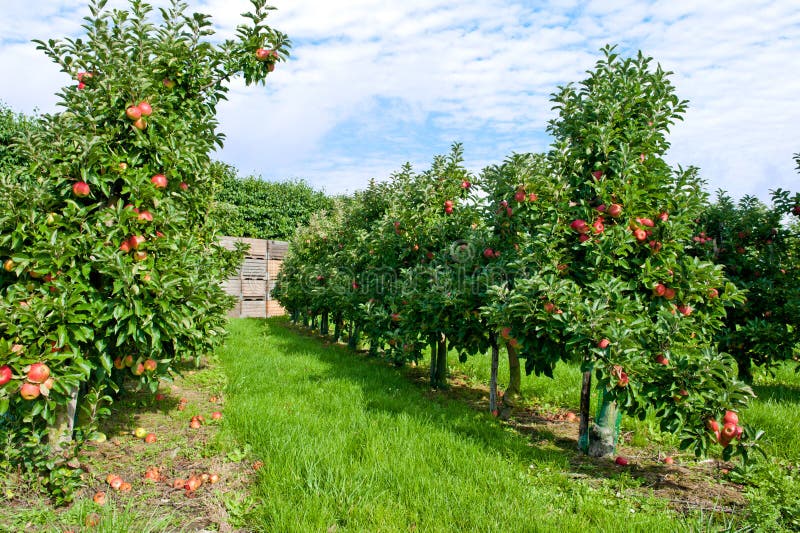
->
[218,318,702,532]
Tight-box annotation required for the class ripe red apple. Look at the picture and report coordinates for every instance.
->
[131,363,145,376]
[132,117,147,130]
[119,241,131,256]
[3,259,14,272]
[735,425,744,439]
[483,248,494,259]
[565,412,577,422]
[608,203,623,218]
[636,217,655,227]
[677,305,692,317]
[172,478,185,489]
[543,302,556,313]
[151,174,168,189]
[723,410,738,426]
[144,433,157,443]
[163,78,176,89]
[255,48,271,61]
[138,101,152,116]
[578,234,590,242]
[591,218,604,234]
[633,228,647,241]
[144,467,161,481]
[126,105,142,120]
[208,473,220,484]
[528,193,538,201]
[119,482,132,492]
[591,170,603,180]
[137,210,153,222]
[570,219,589,234]
[93,491,107,506]
[155,393,165,401]
[722,423,737,440]
[0,365,12,386]
[500,327,511,340]
[706,419,719,432]
[211,411,222,420]
[189,418,201,429]
[617,372,629,387]
[708,288,719,299]
[514,188,526,202]
[72,181,91,197]
[654,354,669,365]
[123,354,134,367]
[109,476,123,490]
[663,288,676,300]
[27,363,50,384]
[461,180,471,189]
[185,475,202,492]
[143,359,157,372]
[133,251,148,262]
[663,456,674,465]
[652,283,667,297]
[128,235,146,250]
[614,456,628,466]
[179,181,189,191]
[597,338,610,349]
[658,211,669,222]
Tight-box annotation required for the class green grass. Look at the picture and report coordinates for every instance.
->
[219,318,717,532]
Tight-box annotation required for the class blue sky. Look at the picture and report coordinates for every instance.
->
[1,0,799,200]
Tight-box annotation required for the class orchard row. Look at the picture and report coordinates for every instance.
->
[275,48,800,460]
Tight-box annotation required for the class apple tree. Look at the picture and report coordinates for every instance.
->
[692,189,800,381]
[483,47,754,458]
[0,0,289,498]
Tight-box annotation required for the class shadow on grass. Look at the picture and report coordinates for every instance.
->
[751,382,800,404]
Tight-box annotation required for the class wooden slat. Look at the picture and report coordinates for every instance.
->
[268,240,289,260]
[266,300,285,317]
[267,259,282,278]
[227,301,241,318]
[241,258,267,279]
[242,279,267,298]
[222,278,241,295]
[241,299,267,318]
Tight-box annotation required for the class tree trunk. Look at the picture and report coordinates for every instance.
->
[429,337,439,387]
[436,335,448,388]
[320,311,329,336]
[578,369,592,453]
[500,344,521,418]
[304,313,311,328]
[291,310,299,323]
[588,387,621,458]
[736,356,753,383]
[333,313,343,342]
[348,322,361,351]
[47,384,79,451]
[489,341,499,413]
[311,314,317,330]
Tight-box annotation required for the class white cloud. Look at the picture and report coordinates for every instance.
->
[0,0,798,201]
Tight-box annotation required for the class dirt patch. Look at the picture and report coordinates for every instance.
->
[3,358,263,532]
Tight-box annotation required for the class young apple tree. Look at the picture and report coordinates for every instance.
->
[0,0,289,497]
[483,47,754,459]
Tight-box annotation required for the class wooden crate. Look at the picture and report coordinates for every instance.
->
[266,300,285,317]
[242,279,267,299]
[267,259,282,278]
[227,301,242,318]
[241,299,267,318]
[241,258,267,279]
[268,240,289,260]
[222,278,241,295]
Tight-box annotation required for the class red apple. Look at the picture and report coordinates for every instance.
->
[133,251,148,262]
[151,174,168,189]
[172,478,185,489]
[123,354,134,367]
[93,491,107,506]
[155,393,165,401]
[132,117,147,130]
[500,327,511,340]
[607,203,623,218]
[163,78,176,89]
[0,365,12,386]
[658,211,669,222]
[722,423,737,440]
[126,105,142,120]
[72,181,91,197]
[708,288,719,299]
[633,228,647,241]
[706,418,719,432]
[565,412,577,422]
[663,456,674,465]
[461,180,471,189]
[137,210,153,222]
[636,217,654,227]
[20,382,40,400]
[445,206,454,215]
[138,101,152,116]
[543,302,556,313]
[131,363,145,376]
[255,48,271,61]
[528,193,538,201]
[128,235,146,250]
[614,456,628,466]
[617,372,629,387]
[208,473,220,484]
[514,188,526,202]
[143,359,157,372]
[597,338,610,349]
[144,433,157,443]
[570,219,589,234]
[652,283,667,297]
[663,288,676,300]
[591,218,604,234]
[483,248,494,259]
[654,354,669,365]
[27,363,50,383]
[591,170,603,180]
[677,305,692,317]
[190,417,202,429]
[211,411,222,420]
[723,410,738,426]
[179,181,189,191]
